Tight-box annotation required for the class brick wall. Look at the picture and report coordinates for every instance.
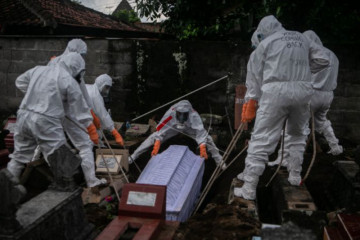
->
[0,37,359,143]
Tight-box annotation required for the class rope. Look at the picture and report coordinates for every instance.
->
[129,155,142,174]
[97,143,120,202]
[301,110,316,185]
[101,130,130,183]
[216,144,248,179]
[193,122,245,214]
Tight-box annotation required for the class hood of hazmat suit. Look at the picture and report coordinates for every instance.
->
[95,74,113,95]
[255,15,285,41]
[17,52,91,122]
[47,39,93,109]
[48,39,87,66]
[160,100,201,130]
[63,39,87,55]
[303,30,338,91]
[303,30,323,46]
[130,99,223,164]
[59,52,85,78]
[86,74,115,131]
[154,100,207,143]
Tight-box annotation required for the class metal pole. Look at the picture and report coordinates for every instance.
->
[131,75,228,122]
[101,130,130,183]
[193,122,245,214]
[217,144,248,179]
[98,143,121,202]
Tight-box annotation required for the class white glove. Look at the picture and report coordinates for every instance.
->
[328,145,343,156]
[217,161,227,170]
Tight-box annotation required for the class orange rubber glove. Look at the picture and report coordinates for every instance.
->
[91,109,101,129]
[241,102,248,123]
[200,144,208,160]
[244,99,257,122]
[87,123,99,145]
[112,129,124,146]
[151,140,161,156]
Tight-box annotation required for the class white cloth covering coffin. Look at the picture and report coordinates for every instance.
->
[136,145,204,222]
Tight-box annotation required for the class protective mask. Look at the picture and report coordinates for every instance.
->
[75,74,81,84]
[75,70,85,84]
[101,85,111,98]
[176,123,185,130]
[175,111,189,124]
[103,95,111,104]
[257,33,264,42]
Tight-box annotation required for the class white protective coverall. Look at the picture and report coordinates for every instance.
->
[46,40,106,187]
[244,31,261,102]
[7,53,94,181]
[234,15,330,200]
[86,74,115,132]
[129,100,223,166]
[269,30,343,169]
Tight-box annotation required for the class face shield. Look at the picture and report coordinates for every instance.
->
[100,85,111,98]
[257,33,264,43]
[175,110,189,129]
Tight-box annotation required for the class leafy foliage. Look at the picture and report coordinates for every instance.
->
[135,0,360,42]
[113,9,140,23]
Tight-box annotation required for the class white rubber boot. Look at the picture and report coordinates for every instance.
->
[288,171,301,186]
[234,175,259,200]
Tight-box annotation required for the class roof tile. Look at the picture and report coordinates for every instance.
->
[0,0,139,32]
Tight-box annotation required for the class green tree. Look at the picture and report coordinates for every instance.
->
[135,0,360,42]
[113,9,140,24]
[136,0,261,40]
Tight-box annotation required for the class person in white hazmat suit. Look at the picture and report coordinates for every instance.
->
[31,39,107,188]
[7,53,100,181]
[269,30,343,169]
[86,74,124,147]
[235,15,330,200]
[48,39,96,123]
[128,100,225,168]
[304,30,343,155]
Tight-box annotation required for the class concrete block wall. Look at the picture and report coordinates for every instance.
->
[328,44,360,143]
[0,37,359,144]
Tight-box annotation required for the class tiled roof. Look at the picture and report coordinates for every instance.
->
[0,0,138,32]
